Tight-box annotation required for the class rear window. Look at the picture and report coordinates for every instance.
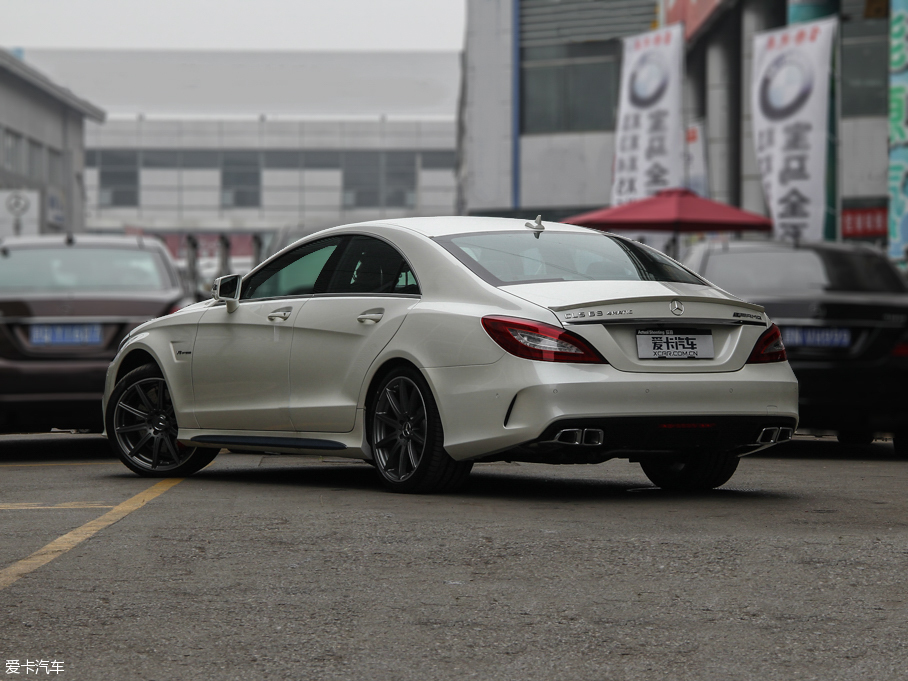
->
[435,231,705,286]
[0,247,173,293]
[702,247,907,295]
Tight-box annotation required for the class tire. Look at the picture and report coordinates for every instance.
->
[106,364,218,477]
[893,430,908,460]
[837,429,874,446]
[639,452,740,492]
[368,366,472,493]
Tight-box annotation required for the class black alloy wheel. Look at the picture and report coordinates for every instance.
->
[369,366,472,493]
[639,451,740,492]
[106,364,218,477]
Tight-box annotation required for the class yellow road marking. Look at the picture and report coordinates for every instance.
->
[0,462,119,468]
[0,478,183,592]
[0,502,115,510]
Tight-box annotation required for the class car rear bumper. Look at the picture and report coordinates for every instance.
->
[425,358,799,461]
[792,361,908,432]
[0,358,109,431]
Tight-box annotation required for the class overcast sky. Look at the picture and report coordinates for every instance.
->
[0,0,466,51]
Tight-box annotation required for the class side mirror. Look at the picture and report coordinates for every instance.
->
[212,274,242,313]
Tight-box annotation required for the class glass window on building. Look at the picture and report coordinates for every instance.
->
[263,151,301,169]
[221,151,261,208]
[384,152,417,208]
[27,140,44,182]
[304,150,341,169]
[343,151,381,207]
[3,130,23,175]
[98,150,138,207]
[521,40,621,134]
[142,150,180,168]
[842,20,888,118]
[182,150,220,168]
[421,151,456,169]
[48,149,64,188]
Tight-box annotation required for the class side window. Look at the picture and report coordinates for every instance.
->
[325,236,420,295]
[242,237,341,300]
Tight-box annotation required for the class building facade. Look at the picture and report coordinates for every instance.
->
[21,50,459,239]
[0,50,104,236]
[461,0,888,239]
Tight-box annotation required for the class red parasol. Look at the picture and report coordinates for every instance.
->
[564,188,772,232]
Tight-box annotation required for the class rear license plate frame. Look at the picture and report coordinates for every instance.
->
[636,328,715,359]
[29,323,104,347]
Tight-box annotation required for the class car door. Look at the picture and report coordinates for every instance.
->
[289,235,421,433]
[191,236,344,431]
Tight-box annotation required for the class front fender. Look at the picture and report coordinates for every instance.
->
[103,309,205,433]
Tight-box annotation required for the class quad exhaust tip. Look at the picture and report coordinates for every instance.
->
[552,428,605,446]
[757,427,793,445]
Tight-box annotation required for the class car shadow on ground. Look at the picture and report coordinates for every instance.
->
[0,433,113,463]
[755,438,903,462]
[114,456,792,504]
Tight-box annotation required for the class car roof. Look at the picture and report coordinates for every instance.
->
[0,233,166,251]
[344,216,596,238]
[698,238,886,256]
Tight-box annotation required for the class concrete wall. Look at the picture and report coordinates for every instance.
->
[85,117,457,231]
[841,117,888,198]
[520,132,613,208]
[462,0,514,212]
[0,69,87,231]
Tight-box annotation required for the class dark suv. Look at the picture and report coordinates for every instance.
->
[684,239,908,456]
[0,234,191,432]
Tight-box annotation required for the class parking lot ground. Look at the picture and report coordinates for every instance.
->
[1,433,906,681]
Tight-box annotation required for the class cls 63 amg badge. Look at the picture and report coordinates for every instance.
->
[564,309,632,320]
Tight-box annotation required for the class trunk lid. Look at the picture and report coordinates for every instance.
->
[754,292,908,363]
[0,291,180,361]
[501,281,769,373]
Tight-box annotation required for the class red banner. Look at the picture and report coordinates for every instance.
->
[841,207,887,238]
[666,0,724,41]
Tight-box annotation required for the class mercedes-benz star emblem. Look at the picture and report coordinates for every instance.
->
[670,299,684,316]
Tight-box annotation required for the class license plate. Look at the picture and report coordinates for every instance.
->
[636,329,714,359]
[781,326,851,348]
[29,324,103,346]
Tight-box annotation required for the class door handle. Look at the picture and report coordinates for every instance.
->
[357,309,384,324]
[268,308,292,322]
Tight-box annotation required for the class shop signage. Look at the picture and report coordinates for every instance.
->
[684,121,709,198]
[751,17,838,243]
[0,190,40,237]
[611,24,685,207]
[889,0,908,258]
[842,207,887,238]
[665,0,724,41]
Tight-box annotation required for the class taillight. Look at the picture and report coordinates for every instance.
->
[891,342,908,357]
[481,316,606,364]
[747,324,787,364]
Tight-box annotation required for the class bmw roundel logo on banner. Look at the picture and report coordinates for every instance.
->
[629,50,669,109]
[758,50,814,121]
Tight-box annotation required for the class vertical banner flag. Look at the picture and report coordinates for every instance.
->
[752,17,837,242]
[889,0,908,258]
[611,24,685,206]
[684,121,710,198]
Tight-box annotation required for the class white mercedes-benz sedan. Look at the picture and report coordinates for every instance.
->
[102,217,798,493]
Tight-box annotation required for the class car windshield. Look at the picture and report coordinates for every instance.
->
[702,247,907,295]
[0,246,173,293]
[436,231,706,286]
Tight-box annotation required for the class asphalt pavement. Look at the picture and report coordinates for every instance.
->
[1,433,906,680]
